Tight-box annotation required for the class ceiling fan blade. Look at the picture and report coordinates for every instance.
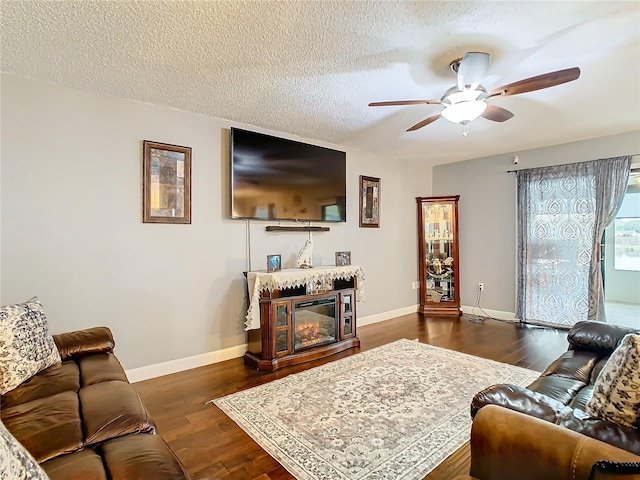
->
[457,52,490,91]
[488,67,581,97]
[407,113,441,132]
[369,99,441,107]
[482,105,514,122]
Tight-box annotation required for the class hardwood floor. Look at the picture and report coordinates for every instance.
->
[134,314,569,480]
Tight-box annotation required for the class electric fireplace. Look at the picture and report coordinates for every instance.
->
[244,270,360,371]
[293,297,337,351]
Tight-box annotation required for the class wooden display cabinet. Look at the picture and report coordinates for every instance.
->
[416,196,461,316]
[245,278,359,371]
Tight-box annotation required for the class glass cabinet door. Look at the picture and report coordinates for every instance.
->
[272,301,291,356]
[340,290,355,339]
[276,304,288,328]
[417,196,461,315]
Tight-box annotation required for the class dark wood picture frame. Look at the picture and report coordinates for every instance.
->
[359,175,380,228]
[335,251,351,266]
[142,140,192,224]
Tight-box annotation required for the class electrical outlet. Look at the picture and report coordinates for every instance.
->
[478,283,484,291]
[412,281,420,290]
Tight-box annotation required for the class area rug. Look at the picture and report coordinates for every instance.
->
[212,339,539,480]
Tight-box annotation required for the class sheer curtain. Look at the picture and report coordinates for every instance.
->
[516,156,631,327]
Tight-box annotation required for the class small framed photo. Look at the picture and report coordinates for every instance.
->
[143,140,192,224]
[335,251,351,266]
[267,254,282,273]
[359,175,380,228]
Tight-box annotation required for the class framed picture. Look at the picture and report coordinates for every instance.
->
[335,251,351,266]
[143,140,192,224]
[359,175,380,228]
[267,254,282,273]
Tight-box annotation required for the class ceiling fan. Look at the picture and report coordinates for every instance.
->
[369,52,580,136]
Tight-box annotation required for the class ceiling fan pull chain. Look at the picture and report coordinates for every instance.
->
[462,123,470,137]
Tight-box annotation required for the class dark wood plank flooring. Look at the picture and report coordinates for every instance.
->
[134,314,569,480]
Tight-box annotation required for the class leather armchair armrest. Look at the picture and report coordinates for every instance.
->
[466,405,640,480]
[558,408,640,456]
[471,383,570,421]
[53,327,115,360]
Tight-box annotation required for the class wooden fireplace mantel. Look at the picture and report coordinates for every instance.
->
[243,266,364,371]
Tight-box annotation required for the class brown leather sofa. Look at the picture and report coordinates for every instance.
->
[471,321,640,455]
[0,327,190,480]
[456,405,640,480]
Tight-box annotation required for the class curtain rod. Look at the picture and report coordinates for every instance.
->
[507,153,639,173]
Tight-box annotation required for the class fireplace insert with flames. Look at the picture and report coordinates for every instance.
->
[292,297,337,351]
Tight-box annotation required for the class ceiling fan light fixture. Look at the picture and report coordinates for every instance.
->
[369,51,580,134]
[441,100,487,124]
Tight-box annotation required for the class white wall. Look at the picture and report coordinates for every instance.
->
[0,74,432,370]
[432,131,640,316]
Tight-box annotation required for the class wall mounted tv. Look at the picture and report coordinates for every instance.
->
[230,128,346,222]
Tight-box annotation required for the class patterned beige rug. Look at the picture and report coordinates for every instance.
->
[213,339,539,480]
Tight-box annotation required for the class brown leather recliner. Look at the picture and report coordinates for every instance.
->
[471,321,640,455]
[456,405,640,480]
[1,327,190,480]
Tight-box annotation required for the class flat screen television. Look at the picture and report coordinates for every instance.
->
[230,128,346,222]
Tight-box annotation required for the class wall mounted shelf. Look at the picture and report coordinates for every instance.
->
[265,226,331,232]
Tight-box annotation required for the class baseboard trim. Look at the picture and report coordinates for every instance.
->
[126,344,247,383]
[358,304,419,326]
[127,304,421,383]
[461,305,517,321]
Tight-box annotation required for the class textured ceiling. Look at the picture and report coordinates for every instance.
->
[2,1,639,165]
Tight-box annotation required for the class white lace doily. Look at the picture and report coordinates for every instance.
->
[245,265,365,330]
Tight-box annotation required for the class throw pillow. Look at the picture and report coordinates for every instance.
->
[587,333,640,428]
[0,419,50,480]
[0,297,61,395]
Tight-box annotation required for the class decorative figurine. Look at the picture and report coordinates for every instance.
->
[297,235,313,268]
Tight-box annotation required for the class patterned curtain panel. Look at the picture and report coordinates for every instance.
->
[516,156,631,327]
